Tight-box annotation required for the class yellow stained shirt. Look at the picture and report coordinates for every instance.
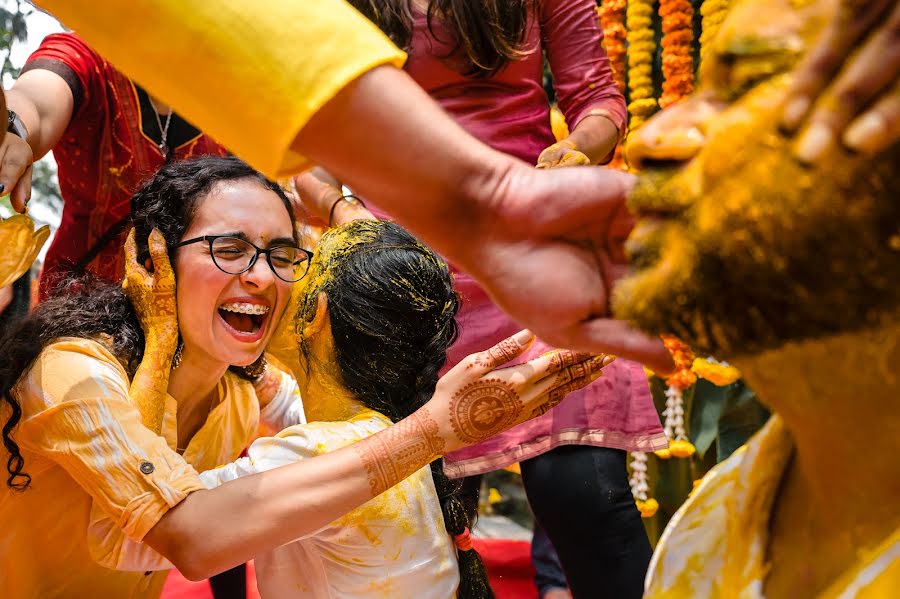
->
[645,416,900,598]
[200,409,460,598]
[35,0,407,179]
[0,338,265,598]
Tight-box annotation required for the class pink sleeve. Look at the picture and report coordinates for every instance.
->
[540,0,627,136]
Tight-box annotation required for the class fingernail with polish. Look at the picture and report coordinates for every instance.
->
[794,123,834,164]
[843,112,885,154]
[782,97,810,130]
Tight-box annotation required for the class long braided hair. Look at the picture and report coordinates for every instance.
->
[297,220,494,598]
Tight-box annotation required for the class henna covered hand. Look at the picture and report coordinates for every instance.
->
[122,228,178,434]
[352,330,612,497]
[438,330,613,448]
[123,228,178,349]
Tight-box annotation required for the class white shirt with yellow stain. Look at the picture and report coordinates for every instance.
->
[200,409,460,598]
[645,416,900,598]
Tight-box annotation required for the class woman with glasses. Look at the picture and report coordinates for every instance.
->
[0,156,603,598]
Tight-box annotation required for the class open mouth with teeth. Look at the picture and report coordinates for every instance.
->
[218,302,270,336]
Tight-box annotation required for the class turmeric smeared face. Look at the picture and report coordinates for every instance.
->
[614,0,900,359]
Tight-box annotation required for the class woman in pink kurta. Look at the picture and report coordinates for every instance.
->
[300,1,665,596]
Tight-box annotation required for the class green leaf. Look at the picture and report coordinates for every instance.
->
[689,378,730,459]
[717,382,770,460]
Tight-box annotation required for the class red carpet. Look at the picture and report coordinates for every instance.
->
[161,539,536,599]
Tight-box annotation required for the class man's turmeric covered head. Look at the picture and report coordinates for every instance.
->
[614,0,900,358]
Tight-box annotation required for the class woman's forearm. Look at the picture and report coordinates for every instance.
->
[145,409,442,580]
[6,70,75,159]
[564,113,620,164]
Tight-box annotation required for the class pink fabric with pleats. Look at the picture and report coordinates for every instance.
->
[370,0,666,477]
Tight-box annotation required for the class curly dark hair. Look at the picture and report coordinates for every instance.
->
[348,0,538,78]
[0,155,296,490]
[297,219,493,598]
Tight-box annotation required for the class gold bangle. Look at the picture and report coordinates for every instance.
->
[328,194,366,227]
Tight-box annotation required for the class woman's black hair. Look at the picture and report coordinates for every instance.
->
[297,220,494,598]
[0,155,296,490]
[348,0,538,78]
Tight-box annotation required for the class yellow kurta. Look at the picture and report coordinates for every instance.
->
[35,0,407,179]
[0,338,264,598]
[645,416,900,598]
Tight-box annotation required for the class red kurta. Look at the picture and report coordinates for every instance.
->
[25,33,230,298]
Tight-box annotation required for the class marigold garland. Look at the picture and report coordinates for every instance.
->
[654,336,697,459]
[597,1,627,93]
[597,0,629,170]
[658,0,694,108]
[662,335,697,390]
[700,0,730,64]
[628,451,658,517]
[692,357,742,386]
[625,0,658,130]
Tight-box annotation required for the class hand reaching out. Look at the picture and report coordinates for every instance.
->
[353,330,614,496]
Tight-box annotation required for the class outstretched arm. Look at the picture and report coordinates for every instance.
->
[145,333,612,580]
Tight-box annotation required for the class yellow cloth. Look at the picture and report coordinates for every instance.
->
[645,416,900,598]
[0,338,263,598]
[36,0,407,179]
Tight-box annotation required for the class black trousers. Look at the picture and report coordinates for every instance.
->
[208,563,247,599]
[521,445,652,599]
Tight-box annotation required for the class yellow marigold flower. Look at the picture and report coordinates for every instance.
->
[636,498,659,518]
[669,439,696,458]
[654,447,673,459]
[487,488,503,505]
[549,107,569,142]
[692,357,742,386]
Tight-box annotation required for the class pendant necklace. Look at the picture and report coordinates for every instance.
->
[150,98,174,157]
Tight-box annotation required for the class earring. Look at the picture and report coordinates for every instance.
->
[171,338,184,369]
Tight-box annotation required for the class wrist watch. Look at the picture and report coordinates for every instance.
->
[7,110,28,141]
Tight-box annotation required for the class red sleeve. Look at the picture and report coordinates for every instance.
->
[540,0,627,137]
[22,32,105,119]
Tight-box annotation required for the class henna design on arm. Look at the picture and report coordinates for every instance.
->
[351,409,445,497]
[466,336,524,370]
[448,378,520,444]
[530,354,614,418]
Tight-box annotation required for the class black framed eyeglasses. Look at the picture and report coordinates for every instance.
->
[176,235,313,283]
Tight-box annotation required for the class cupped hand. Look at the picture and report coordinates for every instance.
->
[535,140,592,169]
[783,0,900,161]
[122,228,178,352]
[430,330,614,451]
[458,164,674,374]
[0,131,34,213]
